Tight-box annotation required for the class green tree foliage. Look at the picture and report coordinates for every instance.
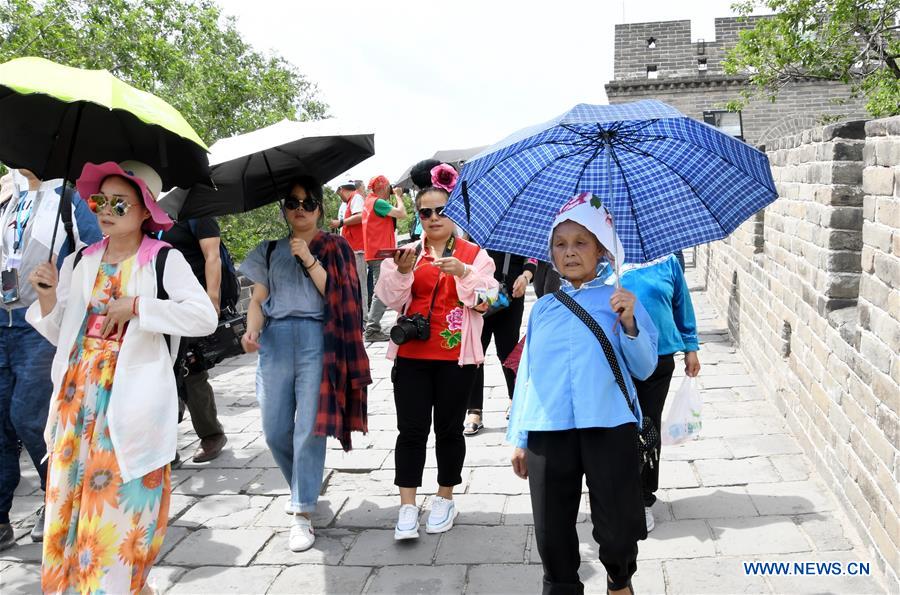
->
[725,0,900,117]
[0,0,331,260]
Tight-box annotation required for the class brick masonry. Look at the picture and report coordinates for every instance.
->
[606,17,869,145]
[695,117,900,588]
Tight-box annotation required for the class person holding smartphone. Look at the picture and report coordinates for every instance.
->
[0,168,101,552]
[375,171,498,541]
[239,176,370,553]
[26,161,217,593]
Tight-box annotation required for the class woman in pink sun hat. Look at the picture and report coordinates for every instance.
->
[26,161,217,594]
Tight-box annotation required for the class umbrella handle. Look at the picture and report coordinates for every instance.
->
[295,254,310,278]
[40,103,84,287]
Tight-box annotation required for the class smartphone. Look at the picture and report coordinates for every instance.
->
[1,269,19,304]
[85,314,127,341]
[86,314,107,339]
[374,248,401,259]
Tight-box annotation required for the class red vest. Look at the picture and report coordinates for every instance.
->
[362,194,396,260]
[397,238,480,361]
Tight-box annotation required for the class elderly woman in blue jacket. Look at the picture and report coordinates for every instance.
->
[507,193,658,595]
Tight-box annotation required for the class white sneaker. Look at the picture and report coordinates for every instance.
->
[394,504,420,540]
[426,496,458,534]
[645,506,655,532]
[289,515,315,552]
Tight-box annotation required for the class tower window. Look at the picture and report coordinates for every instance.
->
[646,64,658,79]
[697,58,708,71]
[647,37,657,49]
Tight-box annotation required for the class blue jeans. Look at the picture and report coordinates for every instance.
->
[256,317,326,513]
[0,323,55,523]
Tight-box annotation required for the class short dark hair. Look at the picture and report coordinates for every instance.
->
[414,186,449,209]
[289,175,323,202]
[287,175,325,226]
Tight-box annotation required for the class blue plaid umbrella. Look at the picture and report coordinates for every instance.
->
[444,100,776,265]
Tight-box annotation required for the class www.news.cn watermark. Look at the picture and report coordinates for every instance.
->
[743,561,871,576]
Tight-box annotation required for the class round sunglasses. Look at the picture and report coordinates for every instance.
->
[417,205,448,220]
[88,194,137,217]
[283,197,320,212]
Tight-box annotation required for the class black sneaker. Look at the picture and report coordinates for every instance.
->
[0,523,15,551]
[30,506,45,542]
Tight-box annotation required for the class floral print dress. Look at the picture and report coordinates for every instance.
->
[41,259,170,594]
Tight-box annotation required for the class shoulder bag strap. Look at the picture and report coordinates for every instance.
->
[553,289,637,419]
[154,247,172,350]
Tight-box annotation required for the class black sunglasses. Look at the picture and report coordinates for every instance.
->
[284,197,320,212]
[418,206,448,220]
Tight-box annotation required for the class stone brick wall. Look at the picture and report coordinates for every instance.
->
[614,17,768,81]
[607,16,869,145]
[695,118,900,586]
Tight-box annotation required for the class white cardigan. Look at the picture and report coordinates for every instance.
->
[26,238,218,481]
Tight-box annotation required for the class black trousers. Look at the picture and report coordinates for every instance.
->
[467,295,525,408]
[392,357,476,487]
[632,354,675,506]
[528,426,646,594]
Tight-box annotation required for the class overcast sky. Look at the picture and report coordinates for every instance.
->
[217,0,755,186]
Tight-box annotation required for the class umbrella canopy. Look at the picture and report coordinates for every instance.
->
[394,145,488,189]
[443,100,776,264]
[0,57,209,189]
[160,119,375,219]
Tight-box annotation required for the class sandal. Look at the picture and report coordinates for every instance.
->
[463,410,483,436]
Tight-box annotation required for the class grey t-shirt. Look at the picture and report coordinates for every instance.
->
[239,238,325,321]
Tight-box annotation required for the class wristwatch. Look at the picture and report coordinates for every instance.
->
[338,218,344,228]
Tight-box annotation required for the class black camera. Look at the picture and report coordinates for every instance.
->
[177,309,247,376]
[390,313,430,345]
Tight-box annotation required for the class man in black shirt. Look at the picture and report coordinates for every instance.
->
[160,217,228,463]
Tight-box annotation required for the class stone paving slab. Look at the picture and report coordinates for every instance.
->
[163,527,273,566]
[664,557,770,594]
[465,564,545,594]
[366,565,467,594]
[1,274,890,594]
[435,525,529,565]
[343,529,440,566]
[0,562,41,594]
[710,516,812,556]
[167,566,282,593]
[174,494,270,529]
[268,565,372,594]
[745,479,837,516]
[170,467,262,496]
[667,486,759,520]
[693,456,781,486]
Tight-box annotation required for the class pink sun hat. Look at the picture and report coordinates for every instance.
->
[76,160,174,232]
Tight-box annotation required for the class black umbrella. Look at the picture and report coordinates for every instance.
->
[160,119,375,219]
[0,57,210,259]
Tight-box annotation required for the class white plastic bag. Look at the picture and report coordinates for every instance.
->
[661,376,703,446]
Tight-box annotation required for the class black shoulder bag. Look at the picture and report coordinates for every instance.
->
[553,289,660,472]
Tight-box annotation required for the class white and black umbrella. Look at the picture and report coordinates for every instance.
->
[161,119,374,219]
